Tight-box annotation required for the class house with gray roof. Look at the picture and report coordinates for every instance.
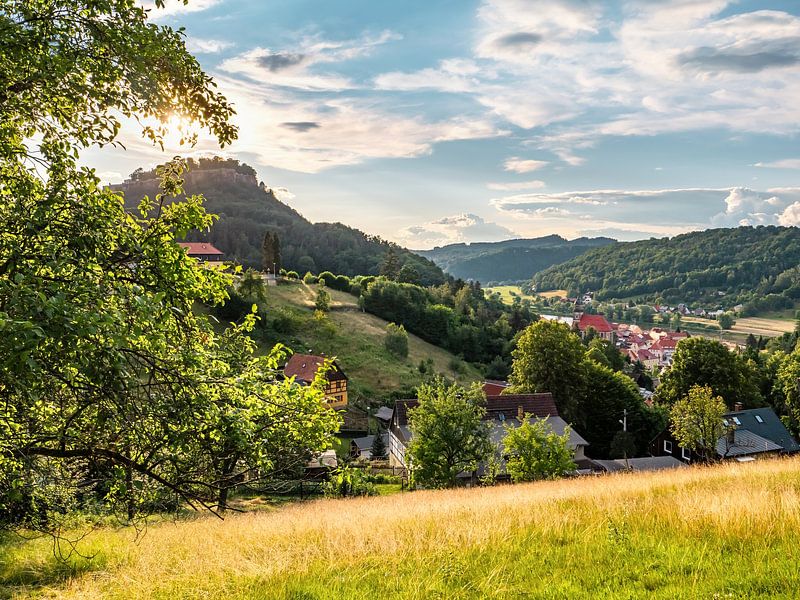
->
[388,393,589,478]
[650,406,799,464]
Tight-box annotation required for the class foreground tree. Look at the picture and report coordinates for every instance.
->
[502,416,575,482]
[406,379,492,488]
[670,385,731,463]
[0,0,337,530]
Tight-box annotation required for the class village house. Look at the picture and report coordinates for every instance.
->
[350,433,388,461]
[650,406,800,463]
[177,242,225,267]
[388,393,590,477]
[575,313,615,342]
[283,353,348,410]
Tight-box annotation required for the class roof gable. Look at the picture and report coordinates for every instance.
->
[177,242,223,255]
[577,313,613,333]
[284,353,345,383]
[723,408,800,453]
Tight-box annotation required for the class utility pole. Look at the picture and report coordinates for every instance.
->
[619,409,629,470]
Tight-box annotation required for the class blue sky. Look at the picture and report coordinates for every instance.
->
[88,0,800,248]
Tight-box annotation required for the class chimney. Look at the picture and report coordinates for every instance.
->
[517,405,524,421]
[734,402,743,412]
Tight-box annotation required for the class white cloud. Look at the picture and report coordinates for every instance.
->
[269,187,295,202]
[220,31,401,91]
[399,213,516,249]
[754,159,800,169]
[503,157,548,173]
[140,0,222,18]
[199,75,505,172]
[778,202,800,226]
[186,38,233,54]
[97,171,123,185]
[487,180,546,191]
[490,186,800,237]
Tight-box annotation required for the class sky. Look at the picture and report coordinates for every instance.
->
[88,0,800,249]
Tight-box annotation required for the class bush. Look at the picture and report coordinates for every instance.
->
[303,272,318,284]
[323,466,377,498]
[285,270,299,280]
[385,323,409,357]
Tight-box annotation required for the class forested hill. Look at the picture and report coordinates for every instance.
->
[416,235,615,283]
[532,226,800,311]
[112,159,446,285]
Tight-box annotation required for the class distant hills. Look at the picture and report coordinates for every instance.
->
[416,235,616,283]
[532,226,800,312]
[112,158,446,285]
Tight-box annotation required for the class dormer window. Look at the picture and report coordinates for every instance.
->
[755,415,764,423]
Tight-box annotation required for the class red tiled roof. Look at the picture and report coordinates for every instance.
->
[482,381,510,396]
[653,338,679,350]
[178,242,223,255]
[284,353,344,383]
[577,313,613,333]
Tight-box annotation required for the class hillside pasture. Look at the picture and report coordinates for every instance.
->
[4,458,800,599]
[258,282,481,398]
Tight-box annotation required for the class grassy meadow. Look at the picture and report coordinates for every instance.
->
[4,458,800,599]
[256,281,482,398]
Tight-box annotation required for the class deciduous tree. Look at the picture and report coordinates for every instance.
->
[502,416,575,482]
[670,385,731,463]
[406,379,492,488]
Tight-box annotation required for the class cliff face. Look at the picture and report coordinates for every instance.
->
[112,167,259,195]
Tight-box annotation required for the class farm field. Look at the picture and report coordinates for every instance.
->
[486,285,567,305]
[4,458,800,599]
[682,315,795,340]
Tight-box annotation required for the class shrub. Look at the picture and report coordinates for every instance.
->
[323,466,376,498]
[385,323,409,357]
[303,272,318,284]
[285,270,299,280]
[315,287,331,312]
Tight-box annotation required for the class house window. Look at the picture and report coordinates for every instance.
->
[732,417,741,425]
[755,415,764,423]
[664,440,673,453]
[681,447,691,461]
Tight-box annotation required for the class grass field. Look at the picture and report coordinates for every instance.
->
[4,458,800,599]
[681,315,795,343]
[486,285,567,305]
[258,282,482,399]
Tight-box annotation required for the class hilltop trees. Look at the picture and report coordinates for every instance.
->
[532,226,800,311]
[0,0,338,529]
[407,379,492,488]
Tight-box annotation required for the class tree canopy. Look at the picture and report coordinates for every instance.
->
[0,0,338,530]
[657,338,762,409]
[406,379,492,488]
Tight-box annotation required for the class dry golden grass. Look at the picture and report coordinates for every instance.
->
[5,458,800,599]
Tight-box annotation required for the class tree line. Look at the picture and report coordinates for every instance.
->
[533,226,800,314]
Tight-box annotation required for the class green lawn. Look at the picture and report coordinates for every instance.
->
[4,458,800,599]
